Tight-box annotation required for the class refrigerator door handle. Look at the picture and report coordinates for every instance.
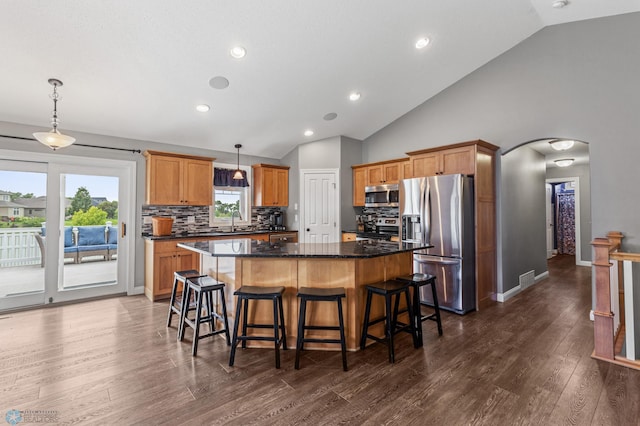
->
[422,178,430,244]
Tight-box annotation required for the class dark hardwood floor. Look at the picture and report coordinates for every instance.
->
[1,254,639,425]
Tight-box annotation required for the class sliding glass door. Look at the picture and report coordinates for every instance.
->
[0,153,135,311]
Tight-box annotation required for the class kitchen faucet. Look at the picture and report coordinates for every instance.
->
[231,209,242,232]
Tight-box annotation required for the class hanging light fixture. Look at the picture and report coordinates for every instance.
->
[233,144,244,179]
[32,78,76,150]
[549,139,574,151]
[554,158,574,167]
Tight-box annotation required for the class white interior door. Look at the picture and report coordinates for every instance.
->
[301,170,338,243]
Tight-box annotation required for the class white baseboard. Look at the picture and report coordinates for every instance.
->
[577,260,592,267]
[589,310,594,321]
[497,284,521,302]
[497,271,549,302]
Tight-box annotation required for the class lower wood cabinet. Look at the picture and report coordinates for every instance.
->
[144,233,287,301]
[342,232,356,242]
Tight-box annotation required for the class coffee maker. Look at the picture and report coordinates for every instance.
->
[269,211,286,231]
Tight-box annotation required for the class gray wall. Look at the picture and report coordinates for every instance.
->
[0,121,279,289]
[546,163,592,263]
[281,147,300,231]
[500,146,547,293]
[339,136,363,230]
[362,12,640,267]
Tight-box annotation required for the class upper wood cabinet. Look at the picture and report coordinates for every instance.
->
[407,144,475,177]
[252,164,290,206]
[144,151,215,206]
[352,166,367,207]
[351,158,408,206]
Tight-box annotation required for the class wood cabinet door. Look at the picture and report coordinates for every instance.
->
[411,153,439,177]
[154,251,177,298]
[261,167,277,206]
[366,165,384,185]
[402,160,412,179]
[147,155,182,204]
[441,146,475,175]
[275,168,289,206]
[382,162,402,184]
[176,249,199,272]
[352,167,366,206]
[342,232,356,242]
[183,159,213,206]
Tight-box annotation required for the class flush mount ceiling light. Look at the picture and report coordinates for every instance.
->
[349,92,361,101]
[552,0,569,8]
[229,46,246,59]
[415,37,430,49]
[195,104,210,112]
[233,144,244,180]
[304,130,314,137]
[32,78,76,150]
[549,139,575,151]
[554,158,574,167]
[323,112,338,121]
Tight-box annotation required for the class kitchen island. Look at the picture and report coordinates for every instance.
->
[178,238,430,350]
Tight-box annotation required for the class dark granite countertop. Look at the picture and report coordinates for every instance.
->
[178,238,431,259]
[143,229,297,241]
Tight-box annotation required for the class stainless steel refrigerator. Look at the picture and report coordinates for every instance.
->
[400,174,475,314]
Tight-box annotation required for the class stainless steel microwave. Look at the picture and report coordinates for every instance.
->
[365,184,399,207]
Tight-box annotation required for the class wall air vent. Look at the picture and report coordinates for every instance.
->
[519,270,535,289]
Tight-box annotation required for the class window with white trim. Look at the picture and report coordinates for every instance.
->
[209,164,251,227]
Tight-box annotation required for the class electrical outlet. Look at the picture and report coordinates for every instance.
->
[187,216,195,223]
[143,216,152,224]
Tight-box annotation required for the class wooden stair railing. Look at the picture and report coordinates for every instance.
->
[592,231,640,370]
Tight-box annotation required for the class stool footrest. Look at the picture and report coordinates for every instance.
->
[303,325,341,331]
[301,338,342,344]
[245,323,285,330]
[235,335,285,343]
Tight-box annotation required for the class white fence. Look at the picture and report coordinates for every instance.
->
[0,227,42,268]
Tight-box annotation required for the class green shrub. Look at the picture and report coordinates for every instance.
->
[71,206,108,226]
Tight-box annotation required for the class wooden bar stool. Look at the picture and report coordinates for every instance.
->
[166,269,206,328]
[360,279,417,363]
[396,273,443,347]
[178,276,231,356]
[229,286,287,369]
[295,287,347,371]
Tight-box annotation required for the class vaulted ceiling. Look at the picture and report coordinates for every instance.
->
[2,1,639,158]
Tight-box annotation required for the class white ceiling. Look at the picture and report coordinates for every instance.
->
[2,1,639,159]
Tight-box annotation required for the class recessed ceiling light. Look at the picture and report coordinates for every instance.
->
[349,92,361,101]
[209,76,230,90]
[195,104,210,112]
[415,37,430,49]
[230,46,246,59]
[304,130,314,137]
[549,140,575,151]
[552,0,568,9]
[554,158,574,167]
[323,112,338,121]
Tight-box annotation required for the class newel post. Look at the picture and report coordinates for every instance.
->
[591,232,623,360]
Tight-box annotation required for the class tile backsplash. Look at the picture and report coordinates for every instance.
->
[141,205,284,235]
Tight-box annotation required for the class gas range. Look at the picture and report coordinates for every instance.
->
[356,217,399,241]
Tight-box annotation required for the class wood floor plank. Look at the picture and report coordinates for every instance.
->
[2,254,640,424]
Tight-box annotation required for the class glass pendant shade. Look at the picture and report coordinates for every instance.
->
[233,143,243,179]
[32,78,76,150]
[33,129,76,150]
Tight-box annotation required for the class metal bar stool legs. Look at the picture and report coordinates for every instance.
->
[295,287,347,371]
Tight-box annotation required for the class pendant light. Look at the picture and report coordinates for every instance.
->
[32,78,76,150]
[233,144,244,179]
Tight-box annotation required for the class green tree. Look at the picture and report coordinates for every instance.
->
[69,187,92,216]
[71,206,107,226]
[9,192,34,201]
[98,200,118,219]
